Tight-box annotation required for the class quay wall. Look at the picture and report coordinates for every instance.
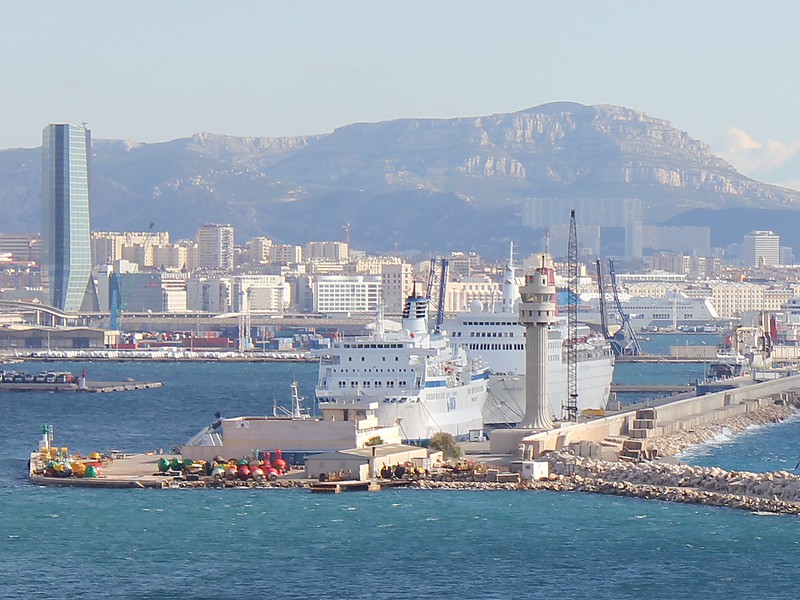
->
[489,374,800,456]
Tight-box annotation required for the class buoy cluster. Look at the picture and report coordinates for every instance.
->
[37,446,103,479]
[158,450,288,482]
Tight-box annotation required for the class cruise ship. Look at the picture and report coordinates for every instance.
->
[577,290,720,330]
[443,251,614,427]
[314,293,489,442]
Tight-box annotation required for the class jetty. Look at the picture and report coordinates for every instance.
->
[0,380,163,393]
[614,355,709,363]
[310,479,412,493]
[610,383,695,394]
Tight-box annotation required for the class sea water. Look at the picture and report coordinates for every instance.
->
[2,355,800,599]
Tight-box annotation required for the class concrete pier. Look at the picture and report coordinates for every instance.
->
[0,380,163,393]
[489,374,800,458]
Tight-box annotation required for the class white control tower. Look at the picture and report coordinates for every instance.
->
[517,267,557,429]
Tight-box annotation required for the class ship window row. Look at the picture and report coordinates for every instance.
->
[332,368,411,373]
[468,343,524,351]
[344,343,404,349]
[339,381,408,388]
[468,331,514,338]
[349,356,400,362]
[462,321,517,326]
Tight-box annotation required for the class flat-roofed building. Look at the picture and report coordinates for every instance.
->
[246,237,273,265]
[0,234,40,263]
[232,274,290,313]
[197,224,234,271]
[270,244,303,266]
[744,230,780,267]
[304,241,349,262]
[186,276,232,313]
[313,275,381,315]
[381,263,414,314]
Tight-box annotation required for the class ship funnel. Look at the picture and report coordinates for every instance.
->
[402,294,429,337]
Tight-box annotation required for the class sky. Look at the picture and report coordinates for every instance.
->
[2,1,800,187]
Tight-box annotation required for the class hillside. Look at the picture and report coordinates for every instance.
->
[1,102,798,255]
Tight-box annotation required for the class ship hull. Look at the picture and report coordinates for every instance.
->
[317,377,487,442]
[482,356,614,426]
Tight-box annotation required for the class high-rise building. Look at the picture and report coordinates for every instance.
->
[197,224,235,271]
[41,124,94,312]
[304,241,349,262]
[744,230,780,267]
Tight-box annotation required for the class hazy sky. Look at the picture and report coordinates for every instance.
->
[3,2,799,187]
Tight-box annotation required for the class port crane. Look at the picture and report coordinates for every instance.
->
[595,259,642,356]
[564,209,579,422]
[424,257,449,334]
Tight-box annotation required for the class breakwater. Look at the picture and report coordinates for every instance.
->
[527,452,800,515]
[414,400,800,515]
[649,401,798,456]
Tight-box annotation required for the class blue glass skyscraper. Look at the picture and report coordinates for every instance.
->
[42,124,94,312]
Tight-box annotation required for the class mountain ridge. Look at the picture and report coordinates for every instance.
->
[1,103,798,254]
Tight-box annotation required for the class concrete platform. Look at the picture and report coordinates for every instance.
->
[0,380,163,393]
[30,453,172,488]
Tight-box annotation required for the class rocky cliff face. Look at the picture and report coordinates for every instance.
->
[0,103,798,253]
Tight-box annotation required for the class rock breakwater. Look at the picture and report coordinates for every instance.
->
[533,452,800,515]
[650,401,799,457]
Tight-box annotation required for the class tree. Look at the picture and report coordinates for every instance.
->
[428,432,461,460]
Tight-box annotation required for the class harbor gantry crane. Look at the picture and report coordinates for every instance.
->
[424,257,449,334]
[435,258,449,334]
[594,259,642,356]
[608,259,642,356]
[595,259,612,340]
[564,209,579,422]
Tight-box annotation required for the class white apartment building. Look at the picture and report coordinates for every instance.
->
[448,252,480,278]
[197,224,235,271]
[744,230,780,267]
[707,282,792,318]
[381,263,414,314]
[186,276,233,313]
[351,255,401,276]
[161,278,188,312]
[152,243,190,270]
[313,275,381,315]
[270,244,303,266]
[304,241,349,262]
[0,233,40,263]
[232,275,291,313]
[648,254,720,279]
[307,261,347,275]
[92,231,170,267]
[444,277,502,313]
[246,237,273,265]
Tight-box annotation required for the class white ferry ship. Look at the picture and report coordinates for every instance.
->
[577,290,719,330]
[443,251,614,426]
[314,293,489,442]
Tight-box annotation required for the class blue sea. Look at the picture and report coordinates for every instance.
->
[3,344,800,599]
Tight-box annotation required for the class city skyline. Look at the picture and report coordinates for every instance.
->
[2,2,800,189]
